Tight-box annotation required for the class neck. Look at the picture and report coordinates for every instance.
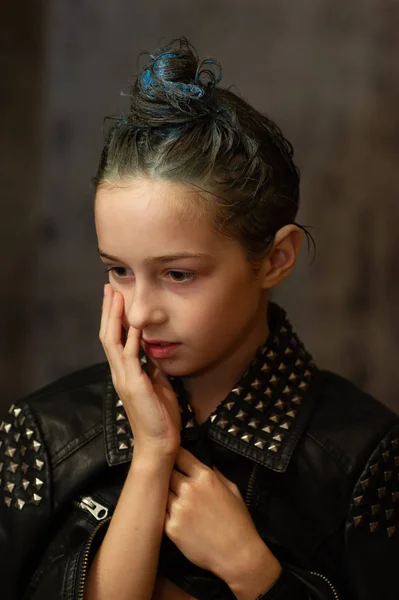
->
[182,304,270,424]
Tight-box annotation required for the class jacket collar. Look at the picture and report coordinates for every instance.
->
[103,302,318,473]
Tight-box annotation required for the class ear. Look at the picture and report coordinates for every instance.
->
[261,225,303,289]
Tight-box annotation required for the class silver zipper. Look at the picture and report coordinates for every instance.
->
[245,463,259,509]
[310,571,340,599]
[74,495,109,521]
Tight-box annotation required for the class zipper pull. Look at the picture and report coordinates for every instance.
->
[75,496,109,521]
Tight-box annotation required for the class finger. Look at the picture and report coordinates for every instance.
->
[102,291,125,375]
[213,467,241,497]
[99,283,113,341]
[174,446,204,476]
[169,467,186,494]
[122,326,144,378]
[151,366,174,391]
[166,490,176,516]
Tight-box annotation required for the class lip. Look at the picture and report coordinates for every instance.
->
[143,341,180,359]
[142,339,173,344]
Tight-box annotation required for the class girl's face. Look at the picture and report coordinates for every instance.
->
[95,176,269,377]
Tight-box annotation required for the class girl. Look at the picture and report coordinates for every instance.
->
[1,37,398,600]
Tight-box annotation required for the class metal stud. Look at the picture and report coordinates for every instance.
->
[19,416,26,426]
[369,522,379,533]
[382,451,390,462]
[225,402,235,411]
[241,433,253,443]
[5,482,15,493]
[34,478,44,490]
[228,425,240,437]
[254,439,266,449]
[274,399,285,411]
[8,405,15,415]
[210,414,218,423]
[386,509,395,520]
[295,359,303,367]
[21,463,29,474]
[255,401,266,412]
[32,440,41,453]
[118,442,128,451]
[273,434,283,442]
[236,410,247,421]
[354,496,363,506]
[268,442,280,453]
[264,388,273,398]
[270,375,278,386]
[7,462,18,473]
[378,487,387,499]
[266,350,277,360]
[25,428,34,440]
[280,421,291,430]
[22,479,30,490]
[4,497,12,508]
[371,504,380,514]
[282,386,291,395]
[286,410,297,419]
[384,471,393,482]
[284,347,293,355]
[4,423,11,434]
[370,463,379,476]
[116,399,123,408]
[278,363,287,372]
[243,393,254,403]
[15,498,25,511]
[34,459,44,472]
[288,372,298,381]
[31,493,42,506]
[185,419,195,429]
[116,425,127,436]
[260,363,270,373]
[270,414,281,424]
[361,479,370,491]
[299,382,309,391]
[248,419,260,429]
[250,379,261,390]
[5,447,16,458]
[13,433,21,443]
[13,408,22,418]
[292,396,302,405]
[262,425,274,434]
[353,515,363,527]
[232,386,243,396]
[116,412,126,421]
[387,526,396,537]
[216,419,229,430]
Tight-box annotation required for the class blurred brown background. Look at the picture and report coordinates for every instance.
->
[1,0,398,417]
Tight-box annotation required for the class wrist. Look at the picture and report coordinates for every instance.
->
[223,538,282,600]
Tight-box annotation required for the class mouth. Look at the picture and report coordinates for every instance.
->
[142,340,181,359]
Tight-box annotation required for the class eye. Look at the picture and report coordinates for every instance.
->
[167,270,194,283]
[105,266,131,278]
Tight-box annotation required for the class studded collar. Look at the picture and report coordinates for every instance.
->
[104,302,319,473]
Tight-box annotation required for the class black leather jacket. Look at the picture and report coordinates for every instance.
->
[1,304,398,600]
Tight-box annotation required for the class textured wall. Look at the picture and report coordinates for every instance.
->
[2,0,399,415]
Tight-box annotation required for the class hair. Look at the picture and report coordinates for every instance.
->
[94,37,314,266]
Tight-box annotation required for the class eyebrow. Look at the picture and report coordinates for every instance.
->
[98,248,212,264]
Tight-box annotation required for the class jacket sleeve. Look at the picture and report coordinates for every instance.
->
[0,401,54,600]
[344,421,399,599]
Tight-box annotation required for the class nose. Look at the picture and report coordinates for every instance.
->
[125,284,167,331]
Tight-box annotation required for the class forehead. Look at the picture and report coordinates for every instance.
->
[94,177,227,258]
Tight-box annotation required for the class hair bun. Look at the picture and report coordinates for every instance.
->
[127,37,223,126]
